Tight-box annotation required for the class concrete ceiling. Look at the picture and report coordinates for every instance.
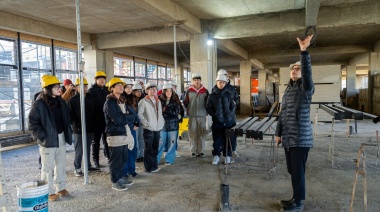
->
[0,0,379,72]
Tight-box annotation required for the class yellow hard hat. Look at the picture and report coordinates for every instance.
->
[105,82,109,87]
[108,78,126,92]
[41,76,61,88]
[95,71,107,79]
[75,78,88,85]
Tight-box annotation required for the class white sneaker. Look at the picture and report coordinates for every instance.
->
[225,156,231,164]
[233,151,240,157]
[175,152,181,158]
[212,156,220,165]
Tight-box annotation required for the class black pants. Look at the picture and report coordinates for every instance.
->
[143,129,160,172]
[74,133,94,169]
[212,127,232,157]
[284,147,310,202]
[231,135,237,151]
[108,145,128,183]
[92,130,109,161]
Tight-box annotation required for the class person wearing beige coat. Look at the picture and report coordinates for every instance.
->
[138,82,164,172]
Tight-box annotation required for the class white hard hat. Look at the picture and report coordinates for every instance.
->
[216,74,227,82]
[132,83,142,90]
[145,82,157,91]
[217,69,227,75]
[169,80,177,86]
[124,79,134,85]
[191,73,201,79]
[289,61,301,69]
[162,82,172,90]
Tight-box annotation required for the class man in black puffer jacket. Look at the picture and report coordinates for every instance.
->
[88,71,109,168]
[275,35,314,212]
[206,74,236,165]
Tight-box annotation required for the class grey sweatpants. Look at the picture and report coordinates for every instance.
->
[189,116,207,154]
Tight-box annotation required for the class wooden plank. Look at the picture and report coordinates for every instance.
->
[236,117,258,136]
[255,117,277,139]
[246,117,269,139]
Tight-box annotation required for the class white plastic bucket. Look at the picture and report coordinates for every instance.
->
[17,180,49,212]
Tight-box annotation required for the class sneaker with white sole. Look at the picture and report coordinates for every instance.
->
[151,167,161,173]
[175,152,181,158]
[233,151,240,157]
[74,169,83,177]
[112,180,128,191]
[191,153,196,158]
[212,155,220,165]
[164,162,172,165]
[120,176,134,186]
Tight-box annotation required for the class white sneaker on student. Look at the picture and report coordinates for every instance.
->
[212,156,220,165]
[233,151,240,157]
[225,156,231,164]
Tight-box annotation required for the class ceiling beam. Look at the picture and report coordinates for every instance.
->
[250,59,265,70]
[129,0,201,34]
[216,39,248,60]
[205,1,380,39]
[266,61,347,69]
[349,52,369,66]
[114,47,174,64]
[305,0,320,27]
[374,39,380,52]
[96,27,190,49]
[0,10,90,44]
[249,45,371,58]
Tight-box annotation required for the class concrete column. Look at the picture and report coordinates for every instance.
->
[190,33,216,91]
[369,52,380,113]
[258,69,267,106]
[83,45,114,82]
[177,63,185,93]
[240,60,252,115]
[345,65,356,104]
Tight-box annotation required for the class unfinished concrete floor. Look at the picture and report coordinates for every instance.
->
[2,119,380,211]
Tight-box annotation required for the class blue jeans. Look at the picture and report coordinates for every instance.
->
[74,133,94,169]
[124,129,137,176]
[136,125,144,159]
[157,130,177,164]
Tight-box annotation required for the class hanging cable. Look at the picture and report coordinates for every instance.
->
[177,42,190,62]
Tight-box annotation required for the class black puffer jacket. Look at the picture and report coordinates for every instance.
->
[88,83,109,130]
[28,97,72,147]
[104,94,137,136]
[161,99,180,131]
[275,51,314,148]
[206,85,236,129]
[67,92,95,133]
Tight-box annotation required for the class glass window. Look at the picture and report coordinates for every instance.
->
[55,71,77,85]
[21,42,51,71]
[0,65,21,133]
[0,39,16,65]
[147,64,157,79]
[23,70,51,128]
[166,67,173,81]
[135,62,146,78]
[55,48,77,71]
[114,57,134,77]
[158,66,166,79]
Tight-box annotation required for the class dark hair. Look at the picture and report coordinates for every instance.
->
[41,84,61,107]
[124,92,137,109]
[160,88,180,105]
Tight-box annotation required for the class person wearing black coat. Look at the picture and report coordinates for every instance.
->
[275,35,315,212]
[28,76,72,202]
[67,78,100,177]
[216,69,240,157]
[104,78,134,191]
[87,71,109,168]
[156,82,181,165]
[206,74,236,165]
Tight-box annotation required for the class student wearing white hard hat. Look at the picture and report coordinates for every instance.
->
[132,82,145,162]
[206,74,236,165]
[121,79,139,178]
[138,82,164,172]
[216,69,240,157]
[156,82,181,165]
[183,73,209,158]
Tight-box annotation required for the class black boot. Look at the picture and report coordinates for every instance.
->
[93,160,100,169]
[281,201,304,212]
[280,198,294,208]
